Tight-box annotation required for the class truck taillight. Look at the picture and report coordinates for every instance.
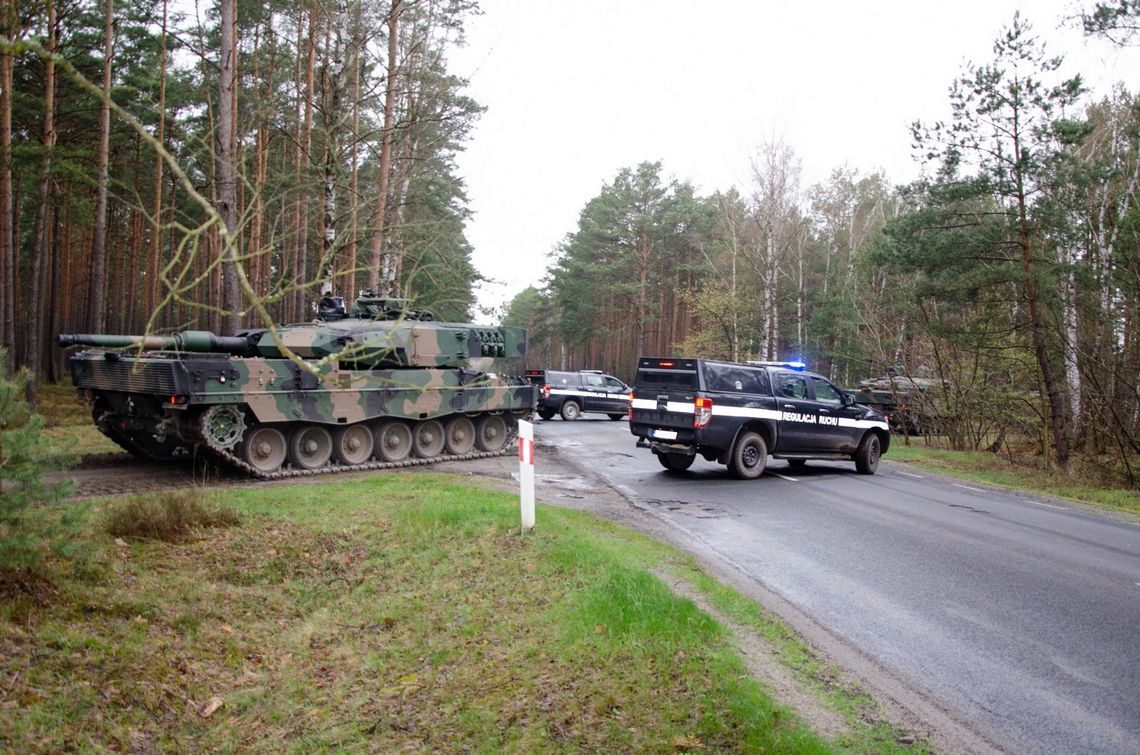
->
[541,384,550,399]
[694,397,713,428]
[627,391,634,421]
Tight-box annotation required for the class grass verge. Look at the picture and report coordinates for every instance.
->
[888,443,1140,517]
[0,476,925,753]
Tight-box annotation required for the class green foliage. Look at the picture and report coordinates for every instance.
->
[1081,0,1140,44]
[547,161,715,375]
[0,351,77,574]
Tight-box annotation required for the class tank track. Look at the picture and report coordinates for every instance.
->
[202,426,520,481]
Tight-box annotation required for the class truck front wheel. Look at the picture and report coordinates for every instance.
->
[560,401,581,421]
[729,432,767,479]
[854,433,881,475]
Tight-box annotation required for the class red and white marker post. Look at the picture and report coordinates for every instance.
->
[518,419,535,532]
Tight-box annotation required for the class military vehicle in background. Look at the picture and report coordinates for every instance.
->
[849,366,948,435]
[58,292,536,478]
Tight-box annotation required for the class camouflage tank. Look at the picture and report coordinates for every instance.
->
[58,292,536,478]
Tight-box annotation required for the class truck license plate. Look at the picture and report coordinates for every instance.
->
[652,429,678,440]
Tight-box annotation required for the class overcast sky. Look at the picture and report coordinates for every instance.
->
[447,1,1140,314]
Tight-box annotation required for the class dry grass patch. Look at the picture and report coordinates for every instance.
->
[103,490,242,542]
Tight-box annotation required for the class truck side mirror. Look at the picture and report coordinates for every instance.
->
[843,392,856,406]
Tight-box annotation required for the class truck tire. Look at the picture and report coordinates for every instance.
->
[538,408,556,420]
[657,452,694,472]
[560,401,581,421]
[855,433,881,475]
[729,431,767,479]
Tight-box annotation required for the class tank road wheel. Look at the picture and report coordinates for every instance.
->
[444,416,477,455]
[201,404,247,451]
[373,421,413,462]
[288,424,333,470]
[560,401,581,421]
[242,426,288,474]
[332,424,374,466]
[657,452,694,472]
[854,433,881,475]
[729,431,768,480]
[475,414,510,452]
[413,420,446,458]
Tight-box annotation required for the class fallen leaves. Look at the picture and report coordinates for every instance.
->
[200,696,224,718]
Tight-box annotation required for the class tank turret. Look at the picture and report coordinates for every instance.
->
[59,292,536,477]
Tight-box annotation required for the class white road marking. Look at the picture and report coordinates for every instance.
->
[899,471,924,479]
[770,472,799,482]
[953,483,986,493]
[1026,500,1067,510]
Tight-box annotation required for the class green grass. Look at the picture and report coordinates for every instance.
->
[35,380,92,428]
[888,442,1140,517]
[0,475,926,753]
[35,380,123,459]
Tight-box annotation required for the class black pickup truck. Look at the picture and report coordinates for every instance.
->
[628,357,890,478]
[525,369,630,421]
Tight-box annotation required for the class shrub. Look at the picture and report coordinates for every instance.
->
[0,350,77,578]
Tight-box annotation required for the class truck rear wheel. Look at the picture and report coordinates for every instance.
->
[657,452,694,472]
[729,432,767,479]
[538,408,556,420]
[559,401,580,421]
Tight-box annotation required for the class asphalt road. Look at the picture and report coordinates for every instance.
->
[533,417,1140,755]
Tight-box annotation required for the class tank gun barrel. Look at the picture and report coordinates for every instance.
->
[57,330,253,355]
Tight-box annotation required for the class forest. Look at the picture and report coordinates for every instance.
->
[506,7,1140,482]
[0,1,1138,482]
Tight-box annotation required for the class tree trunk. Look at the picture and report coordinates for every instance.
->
[1015,173,1070,468]
[217,0,241,333]
[0,3,13,366]
[146,0,168,326]
[370,0,401,294]
[24,0,55,400]
[86,0,114,333]
[345,0,363,298]
[296,5,316,317]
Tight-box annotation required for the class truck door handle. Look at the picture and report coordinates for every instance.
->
[783,404,796,410]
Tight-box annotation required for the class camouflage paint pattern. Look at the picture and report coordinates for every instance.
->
[60,299,534,468]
